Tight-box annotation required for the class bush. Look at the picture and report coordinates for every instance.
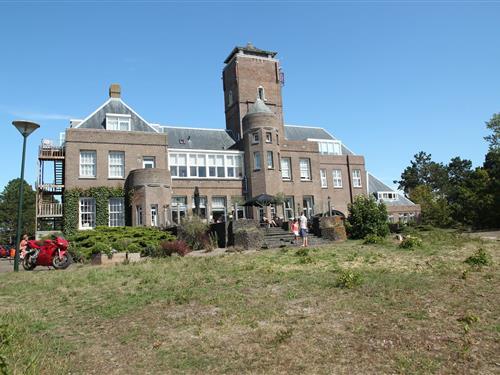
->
[178,216,212,251]
[363,234,385,244]
[346,195,389,239]
[399,236,423,249]
[66,226,175,261]
[234,227,263,250]
[156,240,191,257]
[335,270,363,289]
[464,248,492,267]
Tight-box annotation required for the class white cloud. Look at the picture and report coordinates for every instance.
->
[7,110,74,121]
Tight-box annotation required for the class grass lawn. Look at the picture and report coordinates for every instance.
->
[0,229,498,374]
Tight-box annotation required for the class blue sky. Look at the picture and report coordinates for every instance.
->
[1,1,499,191]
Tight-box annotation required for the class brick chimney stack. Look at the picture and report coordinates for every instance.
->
[109,83,121,98]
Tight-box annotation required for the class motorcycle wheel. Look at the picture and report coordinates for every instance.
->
[22,256,36,271]
[52,253,72,269]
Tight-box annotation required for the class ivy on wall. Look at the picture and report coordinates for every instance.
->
[63,187,124,236]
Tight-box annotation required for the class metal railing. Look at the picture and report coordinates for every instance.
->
[37,203,63,217]
[39,139,65,158]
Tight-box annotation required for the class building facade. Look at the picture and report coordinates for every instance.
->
[35,44,420,234]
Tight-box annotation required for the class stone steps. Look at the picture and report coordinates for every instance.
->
[261,228,330,249]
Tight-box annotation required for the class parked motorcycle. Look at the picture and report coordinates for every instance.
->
[23,237,71,270]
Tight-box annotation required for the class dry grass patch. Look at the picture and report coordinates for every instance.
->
[0,228,498,374]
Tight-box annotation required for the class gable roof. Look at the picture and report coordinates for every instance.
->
[161,126,237,151]
[73,98,157,133]
[367,173,417,206]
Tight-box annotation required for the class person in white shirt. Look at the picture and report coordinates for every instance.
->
[299,214,308,247]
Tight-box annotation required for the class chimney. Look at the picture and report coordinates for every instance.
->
[109,83,121,98]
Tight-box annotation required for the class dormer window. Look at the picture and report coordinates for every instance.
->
[377,191,398,201]
[318,141,342,155]
[106,114,131,131]
[258,86,266,101]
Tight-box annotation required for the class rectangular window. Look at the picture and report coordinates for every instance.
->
[177,154,187,177]
[208,155,216,177]
[333,169,343,188]
[79,197,96,229]
[226,155,235,177]
[320,169,327,188]
[212,196,226,222]
[299,158,311,181]
[106,114,131,131]
[353,169,362,187]
[303,196,314,217]
[192,196,207,218]
[79,150,96,178]
[284,196,294,221]
[254,152,261,171]
[252,132,259,144]
[136,205,143,226]
[151,204,158,226]
[216,155,225,177]
[198,154,207,177]
[108,198,125,227]
[108,151,125,178]
[281,157,291,180]
[318,141,342,155]
[143,156,155,169]
[189,154,198,177]
[172,196,187,224]
[265,132,272,143]
[267,151,274,169]
[169,154,178,177]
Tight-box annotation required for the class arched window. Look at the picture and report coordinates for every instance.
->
[258,86,265,101]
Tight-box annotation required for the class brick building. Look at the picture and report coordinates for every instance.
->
[36,44,420,234]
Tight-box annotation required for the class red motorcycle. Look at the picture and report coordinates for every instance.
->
[23,237,71,271]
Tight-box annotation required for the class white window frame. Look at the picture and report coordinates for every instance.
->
[314,140,342,155]
[108,197,125,227]
[281,157,291,180]
[143,156,155,169]
[108,151,125,179]
[333,169,343,188]
[378,191,398,201]
[258,86,266,101]
[79,197,96,230]
[254,152,261,171]
[267,151,274,169]
[265,132,272,143]
[252,132,259,144]
[106,113,131,131]
[299,158,311,181]
[169,151,243,180]
[151,204,158,226]
[320,169,328,188]
[353,169,362,188]
[79,150,96,178]
[136,205,143,226]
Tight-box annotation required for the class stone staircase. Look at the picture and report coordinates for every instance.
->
[261,227,330,249]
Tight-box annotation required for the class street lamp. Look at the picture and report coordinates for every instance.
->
[12,120,40,272]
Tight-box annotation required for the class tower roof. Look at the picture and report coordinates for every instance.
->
[224,43,277,64]
[246,98,274,116]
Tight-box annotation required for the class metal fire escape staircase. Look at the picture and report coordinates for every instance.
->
[36,139,65,236]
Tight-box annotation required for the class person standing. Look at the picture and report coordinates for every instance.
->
[19,234,29,259]
[290,218,299,244]
[299,213,308,247]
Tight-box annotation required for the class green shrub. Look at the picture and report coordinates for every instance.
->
[234,227,263,250]
[335,270,363,289]
[346,195,389,239]
[464,248,492,267]
[399,236,423,249]
[178,216,212,251]
[66,226,175,260]
[363,234,385,244]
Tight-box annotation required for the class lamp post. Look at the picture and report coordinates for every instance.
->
[12,120,40,272]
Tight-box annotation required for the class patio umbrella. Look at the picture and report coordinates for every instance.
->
[243,193,276,207]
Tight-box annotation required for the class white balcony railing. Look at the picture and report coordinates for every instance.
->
[38,203,63,217]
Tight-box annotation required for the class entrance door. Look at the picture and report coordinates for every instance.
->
[151,204,158,226]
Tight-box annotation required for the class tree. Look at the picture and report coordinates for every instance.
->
[409,185,452,227]
[346,195,389,239]
[484,113,500,151]
[395,151,448,196]
[0,179,36,244]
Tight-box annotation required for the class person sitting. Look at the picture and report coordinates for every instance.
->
[19,234,28,259]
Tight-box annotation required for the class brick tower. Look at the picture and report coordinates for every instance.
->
[222,43,284,141]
